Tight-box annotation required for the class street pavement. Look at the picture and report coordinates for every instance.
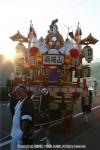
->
[0,92,100,150]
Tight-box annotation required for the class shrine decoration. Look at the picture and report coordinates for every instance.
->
[80,33,98,45]
[38,37,47,53]
[74,22,82,43]
[16,42,27,54]
[64,55,71,65]
[70,48,79,58]
[15,66,25,81]
[82,46,93,63]
[29,47,39,65]
[64,24,82,66]
[27,20,38,49]
[15,56,25,66]
[69,22,82,44]
[29,47,39,56]
[42,49,64,66]
[82,65,91,77]
[10,31,28,43]
[45,19,64,49]
[35,52,42,64]
[9,20,99,130]
[10,31,28,67]
[69,48,79,65]
[80,33,99,63]
[14,42,27,66]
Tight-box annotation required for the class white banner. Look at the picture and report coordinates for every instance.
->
[43,54,64,65]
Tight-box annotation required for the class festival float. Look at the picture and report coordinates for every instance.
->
[10,19,98,130]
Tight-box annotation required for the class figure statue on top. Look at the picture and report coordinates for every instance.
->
[45,19,64,50]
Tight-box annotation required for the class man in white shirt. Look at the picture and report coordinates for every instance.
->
[11,85,34,150]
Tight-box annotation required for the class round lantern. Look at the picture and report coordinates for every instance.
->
[29,47,39,56]
[16,42,27,54]
[15,57,25,66]
[70,48,79,58]
[82,46,93,63]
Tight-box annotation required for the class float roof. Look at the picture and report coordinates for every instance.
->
[80,33,98,45]
[10,31,28,42]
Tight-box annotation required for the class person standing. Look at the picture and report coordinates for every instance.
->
[81,91,89,122]
[39,87,50,144]
[81,79,91,123]
[11,85,34,150]
[94,80,97,96]
[7,87,18,119]
[88,89,93,109]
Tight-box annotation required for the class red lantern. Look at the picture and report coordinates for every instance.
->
[29,47,39,56]
[70,48,79,58]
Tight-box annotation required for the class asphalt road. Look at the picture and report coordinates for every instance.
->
[0,93,100,150]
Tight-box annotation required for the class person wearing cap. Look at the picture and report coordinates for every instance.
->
[39,87,50,144]
[11,84,34,150]
[81,85,94,123]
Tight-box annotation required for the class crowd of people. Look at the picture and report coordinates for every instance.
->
[8,84,50,150]
[7,80,97,149]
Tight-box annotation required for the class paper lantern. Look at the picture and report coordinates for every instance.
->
[70,48,79,58]
[82,46,93,63]
[16,42,27,54]
[15,57,25,65]
[29,47,39,56]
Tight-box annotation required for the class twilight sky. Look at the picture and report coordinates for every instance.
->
[0,0,99,61]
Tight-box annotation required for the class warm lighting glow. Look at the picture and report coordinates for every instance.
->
[1,50,16,62]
